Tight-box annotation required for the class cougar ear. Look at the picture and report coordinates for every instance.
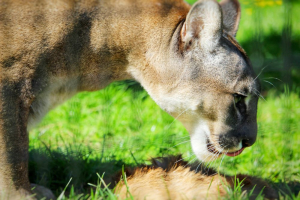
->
[219,0,241,37]
[181,0,222,52]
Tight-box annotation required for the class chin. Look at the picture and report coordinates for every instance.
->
[190,131,245,162]
[190,130,222,162]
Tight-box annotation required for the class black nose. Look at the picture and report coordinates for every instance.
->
[242,139,254,148]
[241,129,257,148]
[219,129,257,150]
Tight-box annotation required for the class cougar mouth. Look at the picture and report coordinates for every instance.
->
[206,139,245,157]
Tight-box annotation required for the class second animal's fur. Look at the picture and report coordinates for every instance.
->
[115,156,278,200]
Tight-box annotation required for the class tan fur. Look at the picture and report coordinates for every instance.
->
[115,156,278,200]
[117,167,227,200]
[0,0,259,198]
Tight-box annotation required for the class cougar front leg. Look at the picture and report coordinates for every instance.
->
[0,81,32,199]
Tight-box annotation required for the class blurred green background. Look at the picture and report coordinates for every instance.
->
[28,0,300,199]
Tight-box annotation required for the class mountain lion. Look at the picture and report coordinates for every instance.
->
[0,0,259,198]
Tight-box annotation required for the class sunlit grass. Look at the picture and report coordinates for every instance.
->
[30,82,190,165]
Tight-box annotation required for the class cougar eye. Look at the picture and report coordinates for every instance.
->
[233,94,245,104]
[233,93,247,114]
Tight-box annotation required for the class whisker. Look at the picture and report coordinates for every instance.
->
[199,154,213,168]
[195,163,202,173]
[174,153,195,164]
[176,136,190,140]
[205,156,216,170]
[204,153,217,170]
[263,77,283,83]
[209,149,223,169]
[263,80,276,88]
[253,88,266,101]
[164,108,189,130]
[253,66,268,83]
[170,140,190,148]
[219,151,227,169]
[184,157,197,168]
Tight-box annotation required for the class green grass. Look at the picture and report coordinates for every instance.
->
[28,1,300,199]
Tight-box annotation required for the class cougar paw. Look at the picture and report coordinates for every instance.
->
[31,184,56,200]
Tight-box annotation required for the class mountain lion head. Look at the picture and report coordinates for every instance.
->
[143,0,259,161]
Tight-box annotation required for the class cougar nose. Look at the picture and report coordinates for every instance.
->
[219,129,257,150]
[241,139,254,148]
[241,134,256,148]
